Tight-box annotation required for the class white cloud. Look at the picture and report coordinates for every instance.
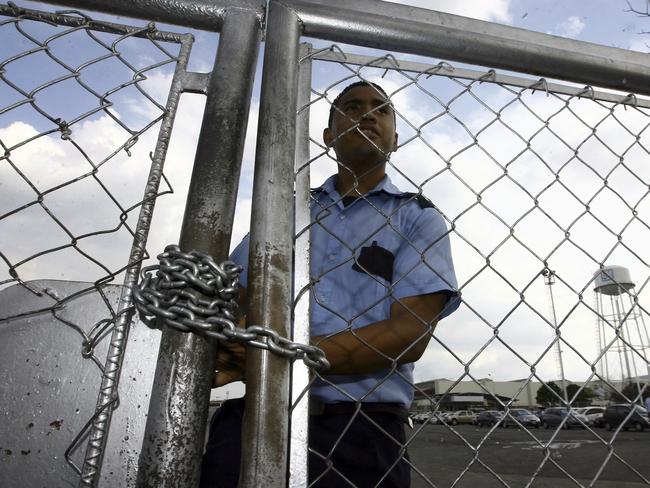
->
[391,0,512,23]
[629,37,650,53]
[555,15,586,38]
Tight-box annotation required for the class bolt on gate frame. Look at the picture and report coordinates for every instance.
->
[2,0,650,487]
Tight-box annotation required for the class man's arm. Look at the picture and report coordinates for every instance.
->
[213,288,447,386]
[312,292,447,375]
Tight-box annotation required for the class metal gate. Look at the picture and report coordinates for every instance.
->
[0,1,262,486]
[2,1,650,487]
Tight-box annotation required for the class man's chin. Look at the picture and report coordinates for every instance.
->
[339,157,387,177]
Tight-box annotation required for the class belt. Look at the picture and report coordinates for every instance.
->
[309,399,409,420]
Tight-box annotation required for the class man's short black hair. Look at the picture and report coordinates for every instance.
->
[328,80,393,128]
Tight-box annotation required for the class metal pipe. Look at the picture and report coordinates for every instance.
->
[288,42,313,488]
[309,50,650,110]
[287,0,650,97]
[136,9,260,488]
[0,3,184,42]
[41,0,264,32]
[76,33,195,488]
[240,2,301,486]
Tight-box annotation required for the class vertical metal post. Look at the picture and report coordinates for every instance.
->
[289,42,313,488]
[240,2,301,486]
[136,9,260,488]
[78,35,194,488]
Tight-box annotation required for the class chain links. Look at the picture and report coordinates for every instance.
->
[133,245,330,371]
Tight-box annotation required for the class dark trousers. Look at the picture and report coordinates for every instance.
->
[200,398,410,488]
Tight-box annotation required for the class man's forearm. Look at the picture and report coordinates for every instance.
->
[235,287,446,377]
[312,317,432,375]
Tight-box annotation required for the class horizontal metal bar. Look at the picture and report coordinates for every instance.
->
[39,0,265,32]
[287,0,650,97]
[177,71,210,94]
[0,3,186,42]
[310,49,650,110]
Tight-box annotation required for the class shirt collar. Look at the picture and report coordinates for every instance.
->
[313,174,405,200]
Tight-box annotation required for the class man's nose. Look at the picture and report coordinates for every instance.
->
[360,105,377,121]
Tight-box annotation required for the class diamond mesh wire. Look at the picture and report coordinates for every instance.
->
[0,3,192,482]
[292,44,650,487]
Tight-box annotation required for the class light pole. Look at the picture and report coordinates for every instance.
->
[542,269,569,405]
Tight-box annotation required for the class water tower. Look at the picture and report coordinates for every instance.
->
[594,266,649,399]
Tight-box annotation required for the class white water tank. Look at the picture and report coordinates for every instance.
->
[593,266,635,295]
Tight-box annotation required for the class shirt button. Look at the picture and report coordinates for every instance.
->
[328,254,336,260]
[339,214,345,220]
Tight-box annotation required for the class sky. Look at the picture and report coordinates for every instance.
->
[2,0,650,402]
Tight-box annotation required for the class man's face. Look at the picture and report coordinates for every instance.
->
[323,85,398,170]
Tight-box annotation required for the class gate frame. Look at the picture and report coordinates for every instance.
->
[9,0,650,486]
[260,1,650,486]
[5,1,264,486]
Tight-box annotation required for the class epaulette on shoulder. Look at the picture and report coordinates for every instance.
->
[310,187,325,195]
[397,192,436,209]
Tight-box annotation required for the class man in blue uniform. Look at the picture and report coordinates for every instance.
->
[201,81,459,487]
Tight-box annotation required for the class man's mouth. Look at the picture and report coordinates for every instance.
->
[357,127,379,139]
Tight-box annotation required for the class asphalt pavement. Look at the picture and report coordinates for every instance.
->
[407,423,650,488]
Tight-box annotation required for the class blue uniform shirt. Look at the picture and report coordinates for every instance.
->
[230,174,459,407]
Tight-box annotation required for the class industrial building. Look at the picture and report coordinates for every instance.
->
[411,376,649,412]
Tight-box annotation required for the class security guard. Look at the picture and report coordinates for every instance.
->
[202,81,459,487]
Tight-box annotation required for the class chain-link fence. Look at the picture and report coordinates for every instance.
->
[0,3,197,486]
[3,1,650,487]
[285,43,650,487]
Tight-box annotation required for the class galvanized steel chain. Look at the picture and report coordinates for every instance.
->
[133,245,330,371]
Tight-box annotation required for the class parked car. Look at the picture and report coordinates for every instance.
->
[437,412,452,423]
[602,404,650,432]
[502,409,541,428]
[476,410,504,427]
[410,413,425,424]
[446,410,476,425]
[412,412,442,425]
[575,406,605,427]
[540,407,585,429]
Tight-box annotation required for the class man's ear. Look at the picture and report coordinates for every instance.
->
[392,132,399,152]
[323,127,333,147]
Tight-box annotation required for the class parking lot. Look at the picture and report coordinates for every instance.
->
[407,423,650,487]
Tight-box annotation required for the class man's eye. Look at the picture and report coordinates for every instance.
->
[344,103,360,112]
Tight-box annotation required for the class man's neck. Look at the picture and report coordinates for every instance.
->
[335,164,386,197]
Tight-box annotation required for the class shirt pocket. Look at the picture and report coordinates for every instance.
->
[352,241,395,283]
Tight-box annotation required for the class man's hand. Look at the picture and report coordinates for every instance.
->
[213,340,246,387]
[212,292,248,388]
